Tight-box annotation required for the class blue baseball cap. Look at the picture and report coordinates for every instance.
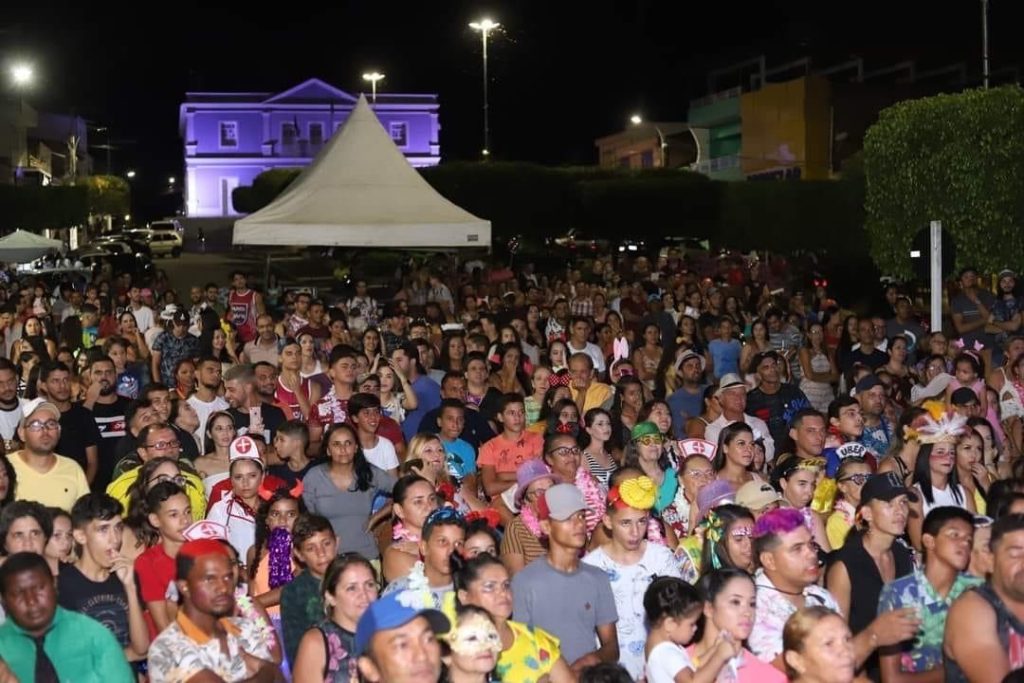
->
[354,590,451,656]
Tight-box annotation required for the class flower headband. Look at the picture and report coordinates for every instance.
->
[258,479,304,501]
[607,476,657,511]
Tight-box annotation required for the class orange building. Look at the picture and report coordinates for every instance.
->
[739,75,831,180]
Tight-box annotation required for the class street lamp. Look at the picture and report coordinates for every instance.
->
[10,63,33,87]
[126,170,136,179]
[362,72,385,103]
[629,114,667,168]
[469,17,499,159]
[168,176,176,185]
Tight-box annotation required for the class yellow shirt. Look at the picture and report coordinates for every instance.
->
[570,382,614,413]
[106,467,208,519]
[826,509,854,550]
[496,620,562,683]
[8,451,90,512]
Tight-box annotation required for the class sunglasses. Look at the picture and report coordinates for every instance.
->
[839,474,870,485]
[425,507,464,527]
[635,435,665,447]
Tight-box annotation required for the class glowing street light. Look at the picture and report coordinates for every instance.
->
[126,170,136,179]
[469,18,500,159]
[362,72,385,103]
[168,176,176,185]
[629,113,666,167]
[10,63,33,88]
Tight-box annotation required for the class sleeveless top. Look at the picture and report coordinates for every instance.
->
[583,449,617,486]
[275,376,312,421]
[945,583,1024,682]
[228,289,258,342]
[315,619,358,683]
[999,367,1024,420]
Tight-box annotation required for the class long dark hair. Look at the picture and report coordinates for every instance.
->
[452,550,505,598]
[322,423,375,491]
[699,504,754,575]
[579,407,623,453]
[490,342,533,396]
[713,422,754,472]
[536,382,570,424]
[248,486,307,580]
[0,455,16,508]
[913,441,965,506]
[438,333,466,373]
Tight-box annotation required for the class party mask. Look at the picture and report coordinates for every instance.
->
[448,614,502,658]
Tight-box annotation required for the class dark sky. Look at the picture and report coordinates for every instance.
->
[4,1,1021,215]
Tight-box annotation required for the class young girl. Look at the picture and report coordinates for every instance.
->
[248,483,305,614]
[441,605,503,683]
[44,507,74,575]
[206,447,265,563]
[383,475,440,583]
[377,361,418,425]
[946,351,993,429]
[195,411,237,499]
[524,366,552,425]
[548,339,569,372]
[644,576,740,683]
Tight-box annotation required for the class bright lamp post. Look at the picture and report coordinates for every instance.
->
[362,72,385,103]
[469,18,499,158]
[630,114,667,168]
[10,64,33,88]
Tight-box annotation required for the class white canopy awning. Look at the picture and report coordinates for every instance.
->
[0,230,64,263]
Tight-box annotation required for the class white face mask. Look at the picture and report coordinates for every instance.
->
[447,614,502,657]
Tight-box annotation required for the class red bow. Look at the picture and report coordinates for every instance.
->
[548,373,571,388]
[258,479,304,501]
[465,508,501,529]
[555,421,578,435]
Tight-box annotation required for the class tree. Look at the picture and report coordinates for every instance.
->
[82,175,131,217]
[864,85,1024,278]
[231,168,302,213]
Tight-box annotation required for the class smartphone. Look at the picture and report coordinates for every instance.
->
[248,406,261,425]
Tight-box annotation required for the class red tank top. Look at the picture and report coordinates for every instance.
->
[275,377,311,421]
[228,289,258,342]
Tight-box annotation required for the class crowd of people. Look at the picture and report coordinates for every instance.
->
[0,251,1022,682]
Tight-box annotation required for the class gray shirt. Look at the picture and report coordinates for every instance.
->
[301,464,395,559]
[951,290,996,349]
[512,556,618,664]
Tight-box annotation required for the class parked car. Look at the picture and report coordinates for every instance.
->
[545,228,608,253]
[69,243,154,279]
[150,219,184,235]
[126,229,183,258]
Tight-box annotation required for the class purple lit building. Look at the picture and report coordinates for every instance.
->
[179,78,440,218]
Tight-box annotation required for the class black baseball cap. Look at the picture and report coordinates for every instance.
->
[860,472,919,506]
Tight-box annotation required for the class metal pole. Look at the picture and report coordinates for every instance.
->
[930,220,943,333]
[371,81,376,103]
[982,0,990,88]
[655,126,666,167]
[482,29,490,157]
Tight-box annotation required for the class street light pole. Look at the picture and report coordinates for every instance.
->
[469,18,499,159]
[630,114,667,167]
[362,72,385,103]
[981,0,990,88]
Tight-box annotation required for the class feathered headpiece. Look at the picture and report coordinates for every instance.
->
[904,400,968,444]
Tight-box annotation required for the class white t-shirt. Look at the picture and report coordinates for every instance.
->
[567,340,607,373]
[363,436,400,472]
[131,305,156,334]
[646,641,694,683]
[188,395,230,450]
[0,399,27,441]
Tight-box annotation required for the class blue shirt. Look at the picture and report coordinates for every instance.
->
[666,386,706,440]
[402,375,442,442]
[442,437,477,480]
[708,338,741,379]
[0,605,133,683]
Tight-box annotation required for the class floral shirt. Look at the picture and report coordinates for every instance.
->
[147,612,274,683]
[749,569,840,663]
[877,570,982,673]
[583,543,683,680]
[497,620,562,683]
[316,619,358,683]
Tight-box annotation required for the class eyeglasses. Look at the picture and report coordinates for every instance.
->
[635,435,665,447]
[147,474,186,488]
[546,446,581,457]
[24,420,60,433]
[145,439,180,450]
[685,469,715,480]
[839,474,870,485]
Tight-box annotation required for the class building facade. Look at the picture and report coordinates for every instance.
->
[179,78,440,218]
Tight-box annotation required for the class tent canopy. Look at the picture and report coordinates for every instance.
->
[233,95,490,249]
[0,230,64,263]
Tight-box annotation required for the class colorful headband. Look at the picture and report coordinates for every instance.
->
[607,476,657,511]
[904,400,968,444]
[548,373,572,388]
[258,479,304,501]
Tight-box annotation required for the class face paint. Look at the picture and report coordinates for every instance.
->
[447,614,502,657]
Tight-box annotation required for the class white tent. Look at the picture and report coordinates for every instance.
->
[0,230,64,263]
[233,95,490,248]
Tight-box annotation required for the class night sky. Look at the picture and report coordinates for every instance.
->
[4,1,1021,218]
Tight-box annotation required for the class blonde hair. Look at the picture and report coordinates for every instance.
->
[403,433,452,485]
[782,606,846,679]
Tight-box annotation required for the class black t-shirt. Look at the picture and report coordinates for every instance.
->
[268,459,319,488]
[57,562,130,646]
[839,347,889,374]
[229,403,287,444]
[746,384,811,451]
[57,404,101,482]
[89,397,130,491]
[171,424,200,462]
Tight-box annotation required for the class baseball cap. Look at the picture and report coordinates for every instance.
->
[20,398,60,426]
[735,480,784,511]
[354,590,450,656]
[999,269,1017,280]
[853,374,883,396]
[715,373,747,398]
[537,483,588,521]
[630,421,662,441]
[697,479,736,520]
[514,459,561,508]
[859,472,919,506]
[229,436,262,465]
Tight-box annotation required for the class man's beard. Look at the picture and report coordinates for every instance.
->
[98,382,115,396]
